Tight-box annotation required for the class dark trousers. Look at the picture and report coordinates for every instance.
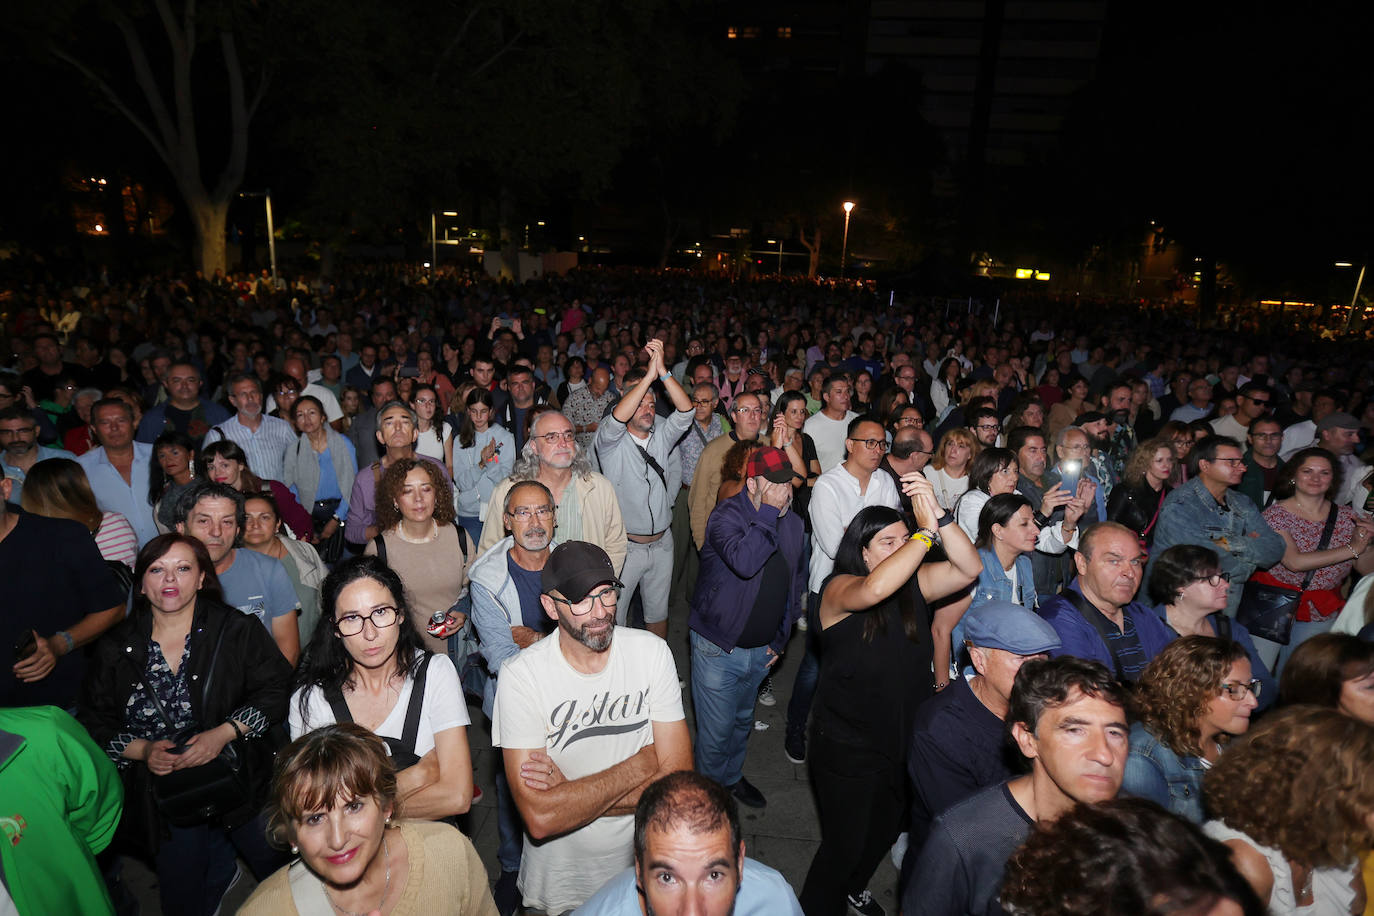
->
[785,591,822,740]
[155,811,286,916]
[799,732,907,916]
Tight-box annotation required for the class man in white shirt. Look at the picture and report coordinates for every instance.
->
[493,541,692,915]
[803,375,858,472]
[265,355,344,429]
[202,373,297,481]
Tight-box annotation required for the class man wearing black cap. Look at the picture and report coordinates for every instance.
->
[1314,412,1372,511]
[690,445,806,809]
[492,540,692,916]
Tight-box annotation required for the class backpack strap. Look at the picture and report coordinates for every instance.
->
[1062,589,1128,683]
[398,655,432,758]
[452,522,468,562]
[372,533,387,564]
[323,683,354,726]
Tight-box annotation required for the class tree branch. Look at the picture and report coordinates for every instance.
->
[430,4,486,85]
[154,0,201,186]
[466,28,523,82]
[49,45,174,171]
[216,28,251,200]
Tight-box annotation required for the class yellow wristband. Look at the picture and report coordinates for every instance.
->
[909,531,935,550]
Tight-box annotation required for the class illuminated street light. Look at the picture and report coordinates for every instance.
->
[1337,261,1366,331]
[238,189,277,286]
[841,201,855,278]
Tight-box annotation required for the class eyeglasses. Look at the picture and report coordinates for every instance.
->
[691,398,715,406]
[534,430,576,445]
[1191,572,1232,587]
[1243,397,1270,407]
[975,423,1001,432]
[733,406,762,415]
[848,438,888,452]
[1219,679,1262,700]
[1250,432,1282,440]
[507,505,554,521]
[1209,457,1247,466]
[1060,443,1090,453]
[546,586,622,615]
[334,605,400,636]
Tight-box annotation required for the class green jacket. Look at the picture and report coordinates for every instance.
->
[0,706,122,916]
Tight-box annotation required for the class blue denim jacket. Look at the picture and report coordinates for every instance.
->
[951,548,1036,671]
[1123,721,1209,823]
[1147,478,1287,615]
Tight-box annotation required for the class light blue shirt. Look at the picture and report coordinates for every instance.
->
[573,858,803,916]
[218,548,300,631]
[203,413,297,482]
[1,445,75,504]
[76,443,157,546]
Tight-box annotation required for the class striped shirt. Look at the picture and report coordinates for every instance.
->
[203,414,297,482]
[94,511,139,568]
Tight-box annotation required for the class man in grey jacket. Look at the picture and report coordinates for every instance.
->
[593,339,693,638]
[468,478,559,913]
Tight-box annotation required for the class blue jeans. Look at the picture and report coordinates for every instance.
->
[786,591,822,740]
[1275,616,1336,678]
[494,764,523,874]
[691,630,772,787]
[458,515,483,548]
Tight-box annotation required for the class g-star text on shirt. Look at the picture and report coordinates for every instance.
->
[547,689,650,751]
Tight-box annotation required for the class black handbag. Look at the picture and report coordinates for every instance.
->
[1235,504,1338,646]
[139,624,253,827]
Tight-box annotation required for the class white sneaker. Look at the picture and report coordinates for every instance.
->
[757,677,776,707]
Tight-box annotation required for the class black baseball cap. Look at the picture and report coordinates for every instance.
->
[541,542,624,603]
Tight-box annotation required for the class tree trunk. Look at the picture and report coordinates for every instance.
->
[798,223,822,278]
[188,193,231,277]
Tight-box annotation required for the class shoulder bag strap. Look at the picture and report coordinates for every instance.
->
[1213,613,1233,642]
[635,442,668,491]
[198,619,230,709]
[1062,589,1128,682]
[323,683,355,725]
[373,533,387,564]
[452,522,469,562]
[1300,503,1342,592]
[399,655,432,757]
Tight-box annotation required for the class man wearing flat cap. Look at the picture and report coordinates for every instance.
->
[901,601,1061,889]
[690,445,806,810]
[492,541,692,916]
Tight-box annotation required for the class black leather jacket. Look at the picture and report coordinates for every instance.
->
[1106,479,1169,545]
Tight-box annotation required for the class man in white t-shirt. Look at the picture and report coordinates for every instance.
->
[803,375,858,471]
[492,541,692,915]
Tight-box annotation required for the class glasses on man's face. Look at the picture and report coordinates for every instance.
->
[734,406,762,416]
[535,430,576,445]
[334,605,400,636]
[1244,397,1270,407]
[1191,572,1232,588]
[975,423,1001,432]
[1219,679,1262,701]
[849,437,888,452]
[1061,443,1090,454]
[547,586,622,615]
[1210,457,1247,467]
[507,505,554,521]
[1250,432,1282,441]
[691,398,714,407]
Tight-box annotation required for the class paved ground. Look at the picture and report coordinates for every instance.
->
[125,606,903,913]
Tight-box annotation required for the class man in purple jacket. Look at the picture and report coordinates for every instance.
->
[689,446,806,809]
[1038,521,1174,683]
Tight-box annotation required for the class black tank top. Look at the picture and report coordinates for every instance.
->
[813,577,934,763]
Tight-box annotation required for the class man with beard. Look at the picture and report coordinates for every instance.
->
[689,392,767,550]
[470,479,561,913]
[574,771,804,915]
[202,373,297,481]
[493,541,692,915]
[1009,426,1086,604]
[595,342,693,639]
[1075,411,1119,501]
[479,410,627,574]
[345,399,451,544]
[0,407,73,504]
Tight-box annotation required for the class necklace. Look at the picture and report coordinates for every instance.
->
[324,835,390,916]
[395,521,438,544]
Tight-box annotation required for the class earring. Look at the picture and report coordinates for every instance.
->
[290,844,299,854]
[393,504,400,512]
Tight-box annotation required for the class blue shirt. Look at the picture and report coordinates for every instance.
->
[1,445,75,504]
[573,858,803,915]
[77,444,158,546]
[218,549,300,632]
[314,447,344,505]
[202,413,297,482]
[507,553,548,631]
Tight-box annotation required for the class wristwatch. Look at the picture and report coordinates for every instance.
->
[936,510,955,528]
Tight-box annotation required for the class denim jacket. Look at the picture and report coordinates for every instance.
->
[1124,721,1209,823]
[1147,478,1287,615]
[970,547,1037,611]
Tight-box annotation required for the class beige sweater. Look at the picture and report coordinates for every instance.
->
[365,525,471,655]
[477,472,627,574]
[238,820,497,916]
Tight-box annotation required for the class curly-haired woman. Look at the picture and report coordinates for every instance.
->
[1123,636,1259,823]
[1204,706,1374,914]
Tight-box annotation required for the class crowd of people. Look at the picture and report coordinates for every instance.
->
[3,255,1374,916]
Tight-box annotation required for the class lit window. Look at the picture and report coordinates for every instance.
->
[741,26,759,38]
[778,26,792,38]
[726,26,738,38]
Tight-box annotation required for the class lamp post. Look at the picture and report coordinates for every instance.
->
[1337,261,1367,331]
[840,201,855,278]
[238,189,277,287]
[768,239,783,274]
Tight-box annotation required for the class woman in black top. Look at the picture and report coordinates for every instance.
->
[798,477,982,916]
[79,533,292,916]
[1106,436,1176,546]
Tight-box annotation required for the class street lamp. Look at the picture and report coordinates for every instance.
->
[841,201,855,278]
[238,189,277,286]
[1337,261,1366,331]
[768,239,783,274]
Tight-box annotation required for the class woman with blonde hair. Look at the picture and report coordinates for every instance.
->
[1124,636,1259,823]
[1204,706,1374,914]
[923,427,978,510]
[21,457,138,568]
[1106,436,1175,546]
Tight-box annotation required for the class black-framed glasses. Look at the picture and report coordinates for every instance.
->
[1210,457,1247,466]
[507,505,554,521]
[975,423,1001,432]
[848,437,888,452]
[334,606,400,636]
[1191,572,1232,587]
[546,586,622,615]
[1219,679,1262,700]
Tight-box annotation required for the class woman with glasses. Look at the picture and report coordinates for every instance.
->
[1124,636,1259,823]
[1253,447,1374,673]
[79,533,293,916]
[1160,420,1195,485]
[451,387,515,545]
[954,447,1022,541]
[1148,545,1276,709]
[410,383,450,467]
[290,555,474,822]
[364,458,471,657]
[269,374,303,432]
